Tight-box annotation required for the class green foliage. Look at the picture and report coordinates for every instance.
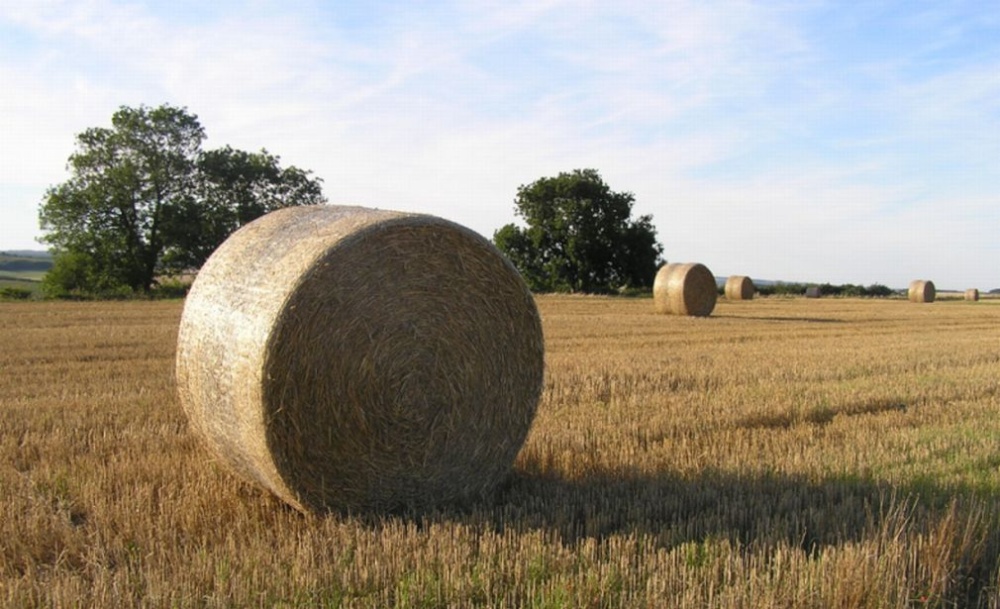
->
[38,104,325,297]
[0,287,33,300]
[755,283,810,297]
[493,169,664,293]
[162,145,325,272]
[757,282,897,298]
[150,277,192,299]
[41,251,137,300]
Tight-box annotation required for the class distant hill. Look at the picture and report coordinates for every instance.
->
[0,249,52,259]
[0,251,53,275]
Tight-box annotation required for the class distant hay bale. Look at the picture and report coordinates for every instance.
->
[805,286,822,298]
[725,275,755,300]
[908,280,936,303]
[175,205,545,514]
[653,262,717,317]
[965,288,980,301]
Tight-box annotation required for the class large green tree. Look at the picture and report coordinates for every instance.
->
[39,104,324,296]
[494,169,663,293]
[163,145,324,272]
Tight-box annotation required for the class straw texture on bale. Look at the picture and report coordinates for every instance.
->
[908,280,936,303]
[805,286,822,299]
[965,288,980,302]
[653,262,717,317]
[176,205,545,514]
[724,275,755,300]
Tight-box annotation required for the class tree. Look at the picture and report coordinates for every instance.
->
[161,145,325,272]
[493,169,663,293]
[38,104,325,296]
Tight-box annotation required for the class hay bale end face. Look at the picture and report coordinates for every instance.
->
[908,280,936,303]
[653,262,717,316]
[176,205,545,513]
[725,275,755,300]
[965,288,980,302]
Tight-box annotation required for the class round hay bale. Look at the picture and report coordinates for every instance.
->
[724,275,755,300]
[805,286,822,298]
[908,280,936,303]
[653,262,717,316]
[175,205,545,514]
[965,288,980,302]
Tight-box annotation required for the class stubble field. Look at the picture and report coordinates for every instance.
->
[2,295,999,608]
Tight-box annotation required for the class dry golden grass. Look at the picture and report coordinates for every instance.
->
[2,296,1000,608]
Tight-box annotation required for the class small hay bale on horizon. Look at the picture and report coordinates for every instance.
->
[908,280,936,303]
[653,262,717,317]
[805,286,822,298]
[965,288,980,301]
[175,205,545,514]
[725,275,755,300]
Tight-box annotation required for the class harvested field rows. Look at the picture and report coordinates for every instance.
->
[2,297,1000,607]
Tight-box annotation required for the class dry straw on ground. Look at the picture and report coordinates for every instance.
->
[724,275,755,300]
[909,280,936,303]
[653,262,717,317]
[965,288,980,301]
[175,205,545,514]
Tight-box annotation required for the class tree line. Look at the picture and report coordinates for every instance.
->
[37,104,665,298]
[33,107,918,301]
[756,283,895,298]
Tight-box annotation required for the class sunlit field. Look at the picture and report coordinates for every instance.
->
[2,296,1000,608]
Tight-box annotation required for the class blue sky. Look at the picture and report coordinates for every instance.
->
[1,1,997,289]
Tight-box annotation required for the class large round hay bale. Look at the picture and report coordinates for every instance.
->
[724,275,755,300]
[175,205,545,513]
[805,286,822,299]
[908,280,936,303]
[653,262,717,316]
[965,288,980,302]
